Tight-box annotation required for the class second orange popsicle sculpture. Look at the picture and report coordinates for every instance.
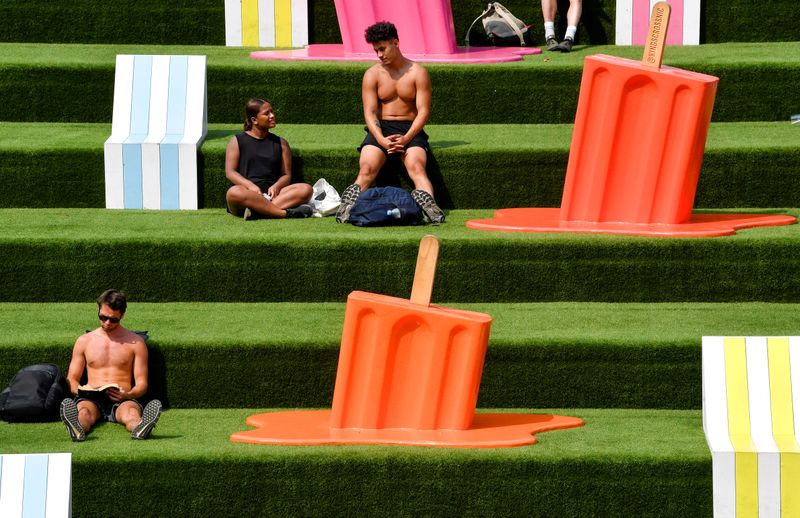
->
[468,2,795,237]
[231,235,584,448]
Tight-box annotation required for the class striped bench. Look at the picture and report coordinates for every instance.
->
[616,0,700,45]
[703,336,800,516]
[103,54,207,210]
[0,453,71,517]
[225,0,308,48]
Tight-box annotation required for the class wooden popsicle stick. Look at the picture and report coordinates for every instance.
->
[642,1,671,68]
[410,235,440,306]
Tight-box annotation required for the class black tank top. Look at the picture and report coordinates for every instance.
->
[235,132,283,192]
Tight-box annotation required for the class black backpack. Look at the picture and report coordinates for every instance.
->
[348,186,424,227]
[0,363,69,422]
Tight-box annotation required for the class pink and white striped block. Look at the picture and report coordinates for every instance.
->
[616,0,700,45]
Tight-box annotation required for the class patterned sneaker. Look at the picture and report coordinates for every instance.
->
[60,398,85,442]
[410,189,446,224]
[285,204,313,218]
[335,184,362,223]
[243,208,253,221]
[556,37,574,52]
[545,35,559,51]
[131,400,162,440]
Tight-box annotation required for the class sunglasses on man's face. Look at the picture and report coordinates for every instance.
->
[98,313,120,324]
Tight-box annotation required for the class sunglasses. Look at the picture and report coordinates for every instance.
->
[98,313,121,324]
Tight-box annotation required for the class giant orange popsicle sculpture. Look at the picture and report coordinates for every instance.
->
[468,2,795,237]
[231,235,584,448]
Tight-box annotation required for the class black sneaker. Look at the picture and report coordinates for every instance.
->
[335,184,362,223]
[411,189,445,224]
[60,398,85,442]
[545,35,559,51]
[556,37,574,52]
[285,204,313,218]
[131,400,162,440]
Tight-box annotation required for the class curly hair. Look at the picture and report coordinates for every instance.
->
[364,21,398,43]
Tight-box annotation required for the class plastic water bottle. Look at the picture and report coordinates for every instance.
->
[386,208,402,219]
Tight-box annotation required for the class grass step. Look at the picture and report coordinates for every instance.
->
[0,408,710,517]
[2,122,798,210]
[3,0,792,46]
[0,208,798,305]
[1,42,798,124]
[3,302,799,409]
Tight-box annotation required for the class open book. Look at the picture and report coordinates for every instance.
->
[77,383,120,397]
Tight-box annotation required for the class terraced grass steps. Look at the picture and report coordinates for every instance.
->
[4,0,795,47]
[0,208,798,304]
[3,302,799,409]
[2,122,798,210]
[1,42,798,124]
[0,408,710,516]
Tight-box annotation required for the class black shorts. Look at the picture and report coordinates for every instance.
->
[358,120,429,156]
[76,392,142,423]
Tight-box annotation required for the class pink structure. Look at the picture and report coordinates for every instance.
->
[251,0,539,64]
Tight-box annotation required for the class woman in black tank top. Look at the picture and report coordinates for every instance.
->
[224,98,313,219]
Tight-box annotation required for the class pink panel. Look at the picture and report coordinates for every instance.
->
[333,0,456,55]
[633,0,684,45]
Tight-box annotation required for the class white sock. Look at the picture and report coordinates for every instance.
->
[544,22,555,39]
[565,25,577,41]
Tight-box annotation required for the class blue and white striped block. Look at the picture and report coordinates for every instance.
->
[703,336,800,517]
[0,453,72,518]
[104,55,207,210]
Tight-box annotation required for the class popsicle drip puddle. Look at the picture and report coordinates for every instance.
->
[231,236,584,447]
[467,1,796,237]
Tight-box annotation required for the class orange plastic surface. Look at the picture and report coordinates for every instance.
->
[466,54,797,237]
[231,237,585,448]
[330,291,491,431]
[230,410,584,448]
[561,55,718,226]
[467,208,797,237]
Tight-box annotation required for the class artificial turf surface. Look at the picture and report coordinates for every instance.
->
[1,42,798,124]
[1,121,798,210]
[2,302,798,409]
[0,207,798,304]
[0,408,711,516]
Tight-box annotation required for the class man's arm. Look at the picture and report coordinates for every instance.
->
[108,336,149,402]
[362,67,391,149]
[65,336,88,396]
[267,138,293,198]
[398,64,431,146]
[225,136,261,193]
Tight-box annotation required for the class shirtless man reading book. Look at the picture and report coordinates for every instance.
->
[60,289,161,441]
[335,20,445,224]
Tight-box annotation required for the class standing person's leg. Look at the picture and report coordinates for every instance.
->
[336,145,386,223]
[404,148,445,224]
[557,0,582,51]
[541,0,559,50]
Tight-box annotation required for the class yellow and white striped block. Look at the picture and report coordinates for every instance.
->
[0,453,72,518]
[224,0,308,48]
[703,336,800,517]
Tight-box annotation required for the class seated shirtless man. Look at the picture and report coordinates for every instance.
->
[60,289,161,441]
[336,21,445,224]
